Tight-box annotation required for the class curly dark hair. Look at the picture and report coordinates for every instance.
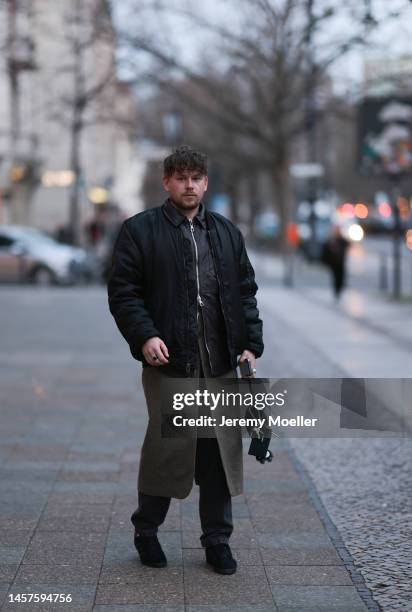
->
[163,145,208,177]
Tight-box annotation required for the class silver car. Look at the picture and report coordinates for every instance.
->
[0,225,96,285]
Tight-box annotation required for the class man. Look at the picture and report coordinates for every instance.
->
[321,226,350,299]
[107,145,263,575]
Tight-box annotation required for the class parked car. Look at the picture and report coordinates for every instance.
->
[253,211,281,247]
[296,200,335,260]
[297,200,365,260]
[0,225,96,285]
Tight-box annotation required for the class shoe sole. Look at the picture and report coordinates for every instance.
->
[206,561,237,575]
[139,558,167,568]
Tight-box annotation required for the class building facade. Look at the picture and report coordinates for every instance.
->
[0,0,143,241]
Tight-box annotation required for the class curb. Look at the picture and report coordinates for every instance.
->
[285,439,382,612]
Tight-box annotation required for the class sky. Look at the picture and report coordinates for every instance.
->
[113,0,412,97]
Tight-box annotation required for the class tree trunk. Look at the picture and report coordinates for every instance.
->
[272,161,296,286]
[68,114,82,246]
[272,162,291,253]
[226,177,239,226]
[247,171,260,241]
[68,0,85,246]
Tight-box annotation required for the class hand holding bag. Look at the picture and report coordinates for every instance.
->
[238,360,273,464]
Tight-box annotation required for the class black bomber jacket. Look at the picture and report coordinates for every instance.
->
[107,201,264,376]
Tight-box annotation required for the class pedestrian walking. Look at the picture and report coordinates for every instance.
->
[321,226,350,299]
[107,145,263,575]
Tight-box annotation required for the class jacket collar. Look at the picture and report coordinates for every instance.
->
[162,197,206,229]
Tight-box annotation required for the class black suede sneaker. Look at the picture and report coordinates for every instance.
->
[205,543,237,575]
[134,534,167,568]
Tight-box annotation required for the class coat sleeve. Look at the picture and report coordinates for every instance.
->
[107,220,160,361]
[237,230,264,358]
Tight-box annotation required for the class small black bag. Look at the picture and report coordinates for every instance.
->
[248,435,273,464]
[238,368,273,464]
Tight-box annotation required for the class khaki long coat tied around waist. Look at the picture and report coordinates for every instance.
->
[137,366,244,499]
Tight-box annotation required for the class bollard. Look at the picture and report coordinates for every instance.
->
[379,253,388,292]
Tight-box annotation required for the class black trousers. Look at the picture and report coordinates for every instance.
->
[131,437,233,547]
[131,309,233,547]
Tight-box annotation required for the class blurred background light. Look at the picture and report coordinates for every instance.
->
[348,223,364,241]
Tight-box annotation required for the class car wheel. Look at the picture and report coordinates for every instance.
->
[31,266,55,286]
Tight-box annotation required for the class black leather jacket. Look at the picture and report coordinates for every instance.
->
[107,200,263,377]
[168,200,231,375]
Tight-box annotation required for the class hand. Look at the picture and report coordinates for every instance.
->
[239,350,256,377]
[142,337,169,366]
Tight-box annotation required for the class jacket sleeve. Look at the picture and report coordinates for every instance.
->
[107,220,160,361]
[237,231,264,358]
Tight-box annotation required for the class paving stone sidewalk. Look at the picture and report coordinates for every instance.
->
[253,278,412,612]
[0,286,377,611]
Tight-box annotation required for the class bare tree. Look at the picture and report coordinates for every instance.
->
[36,0,118,244]
[116,0,411,247]
[62,0,117,244]
[0,0,38,224]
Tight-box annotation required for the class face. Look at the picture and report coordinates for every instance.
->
[163,169,208,212]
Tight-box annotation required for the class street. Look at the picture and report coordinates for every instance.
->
[0,251,411,611]
[255,235,412,296]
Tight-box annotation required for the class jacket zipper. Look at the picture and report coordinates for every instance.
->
[188,219,203,308]
[188,218,213,374]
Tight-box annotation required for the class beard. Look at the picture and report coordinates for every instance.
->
[170,194,201,210]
